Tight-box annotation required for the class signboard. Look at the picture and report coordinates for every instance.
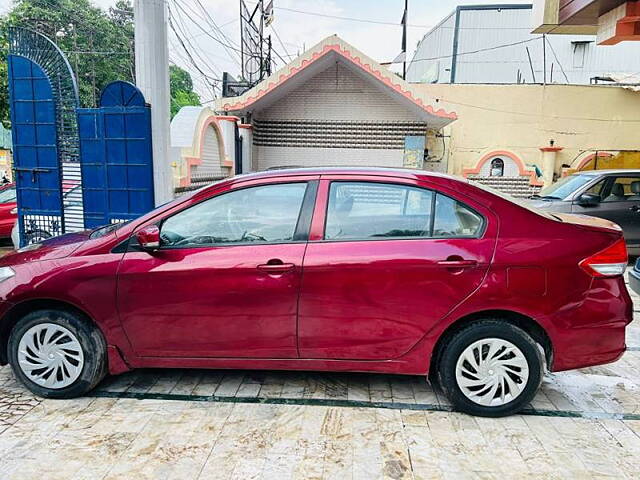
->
[403,135,426,169]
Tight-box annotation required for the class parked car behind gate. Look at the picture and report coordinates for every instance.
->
[529,169,640,255]
[0,168,632,417]
[0,183,17,240]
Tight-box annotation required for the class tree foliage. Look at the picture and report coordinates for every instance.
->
[0,0,200,127]
[170,65,201,118]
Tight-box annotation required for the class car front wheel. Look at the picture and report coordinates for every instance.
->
[437,320,544,417]
[8,309,106,398]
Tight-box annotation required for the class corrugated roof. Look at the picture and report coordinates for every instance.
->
[216,35,457,129]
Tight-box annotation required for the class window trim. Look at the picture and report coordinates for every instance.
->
[320,180,486,243]
[129,181,316,251]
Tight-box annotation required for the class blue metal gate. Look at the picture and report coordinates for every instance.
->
[78,81,155,228]
[8,28,81,246]
[8,53,64,243]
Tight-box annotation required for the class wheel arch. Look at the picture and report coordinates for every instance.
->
[428,309,553,382]
[0,298,103,365]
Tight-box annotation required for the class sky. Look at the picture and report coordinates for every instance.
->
[0,0,532,102]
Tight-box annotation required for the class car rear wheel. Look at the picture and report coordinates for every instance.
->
[437,320,544,417]
[8,309,106,398]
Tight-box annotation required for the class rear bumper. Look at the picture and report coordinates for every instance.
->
[549,277,633,372]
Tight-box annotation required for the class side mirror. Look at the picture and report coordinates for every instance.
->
[135,225,160,251]
[577,193,601,207]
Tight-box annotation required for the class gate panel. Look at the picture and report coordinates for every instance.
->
[79,81,154,228]
[8,54,64,243]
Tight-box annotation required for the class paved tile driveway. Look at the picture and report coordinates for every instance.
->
[0,275,639,479]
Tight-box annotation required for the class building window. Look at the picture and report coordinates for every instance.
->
[571,41,591,69]
[490,158,504,177]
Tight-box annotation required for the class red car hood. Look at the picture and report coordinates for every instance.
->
[1,231,91,265]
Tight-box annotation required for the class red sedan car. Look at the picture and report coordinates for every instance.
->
[0,168,632,416]
[0,183,17,239]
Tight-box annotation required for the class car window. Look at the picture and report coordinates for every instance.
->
[601,176,640,202]
[0,187,16,204]
[582,178,607,197]
[160,183,308,247]
[433,193,484,237]
[325,182,434,240]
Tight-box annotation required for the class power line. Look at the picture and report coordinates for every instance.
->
[243,2,433,28]
[406,37,543,65]
[172,0,242,66]
[271,24,291,60]
[167,4,222,91]
[434,97,640,122]
[545,36,570,83]
[169,1,224,76]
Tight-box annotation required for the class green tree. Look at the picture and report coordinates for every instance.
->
[1,0,135,125]
[0,0,200,127]
[170,64,201,118]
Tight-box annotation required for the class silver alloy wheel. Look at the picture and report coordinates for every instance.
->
[17,323,84,389]
[455,338,529,407]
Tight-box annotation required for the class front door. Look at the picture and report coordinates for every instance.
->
[572,175,640,249]
[297,178,496,360]
[117,179,317,358]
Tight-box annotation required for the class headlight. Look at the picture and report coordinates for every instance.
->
[0,267,15,282]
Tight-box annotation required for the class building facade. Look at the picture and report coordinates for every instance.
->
[420,82,640,195]
[406,4,640,86]
[215,36,456,175]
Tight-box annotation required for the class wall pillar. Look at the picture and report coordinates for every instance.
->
[539,146,564,187]
[135,0,172,205]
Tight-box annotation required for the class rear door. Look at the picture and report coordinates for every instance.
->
[297,176,497,360]
[572,175,640,249]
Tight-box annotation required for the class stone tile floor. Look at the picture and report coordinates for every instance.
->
[0,274,639,478]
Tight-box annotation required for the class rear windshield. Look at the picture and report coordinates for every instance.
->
[469,181,560,220]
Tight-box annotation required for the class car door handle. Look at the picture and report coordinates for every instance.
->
[436,259,478,268]
[630,205,640,212]
[257,262,295,273]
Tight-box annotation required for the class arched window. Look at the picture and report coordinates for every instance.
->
[490,158,504,177]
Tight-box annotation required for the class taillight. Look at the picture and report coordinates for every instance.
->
[579,237,628,277]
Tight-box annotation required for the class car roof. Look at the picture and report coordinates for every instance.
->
[229,166,462,182]
[578,169,640,176]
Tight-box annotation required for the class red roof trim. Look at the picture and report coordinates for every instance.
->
[220,44,457,120]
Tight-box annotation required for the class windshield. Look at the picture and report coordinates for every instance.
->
[0,187,16,204]
[537,174,593,200]
[89,221,130,239]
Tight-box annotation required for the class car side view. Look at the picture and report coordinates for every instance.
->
[529,169,640,255]
[0,168,632,417]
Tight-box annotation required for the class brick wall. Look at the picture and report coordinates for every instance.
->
[253,62,427,171]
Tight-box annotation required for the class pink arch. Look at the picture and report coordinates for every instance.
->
[462,150,543,186]
[181,116,233,188]
[575,152,614,171]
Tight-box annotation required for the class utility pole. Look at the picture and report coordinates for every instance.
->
[134,0,173,205]
[401,0,408,79]
[542,34,547,85]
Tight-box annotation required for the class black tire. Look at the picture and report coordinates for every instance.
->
[25,229,52,245]
[8,309,107,399]
[437,320,544,417]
